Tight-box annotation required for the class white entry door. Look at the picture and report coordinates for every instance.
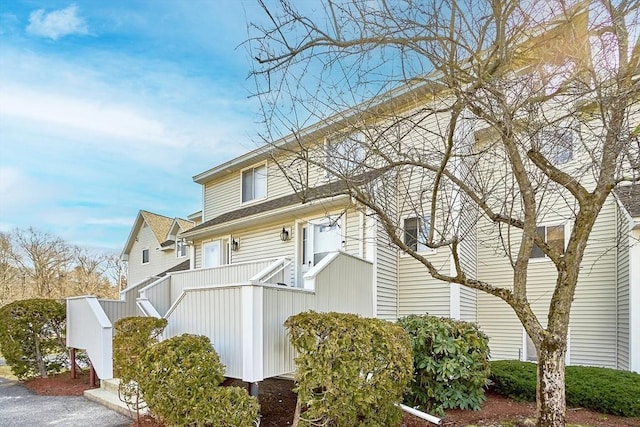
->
[300,218,342,279]
[203,241,221,268]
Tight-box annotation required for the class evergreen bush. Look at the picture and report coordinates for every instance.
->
[285,311,413,427]
[397,314,490,415]
[0,299,67,380]
[137,334,259,426]
[490,360,640,417]
[112,316,167,418]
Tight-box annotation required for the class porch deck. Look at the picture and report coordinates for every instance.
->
[66,252,373,382]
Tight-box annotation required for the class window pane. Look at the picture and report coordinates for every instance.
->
[242,169,254,202]
[541,129,573,165]
[531,226,545,258]
[547,225,565,254]
[254,165,267,199]
[142,249,149,263]
[404,217,418,251]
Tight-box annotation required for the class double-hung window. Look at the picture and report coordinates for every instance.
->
[242,164,267,203]
[404,217,430,252]
[531,224,565,258]
[540,128,574,165]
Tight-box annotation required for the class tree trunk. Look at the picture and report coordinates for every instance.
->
[536,343,566,427]
[34,335,47,378]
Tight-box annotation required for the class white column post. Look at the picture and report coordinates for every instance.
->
[629,229,640,373]
[241,285,264,382]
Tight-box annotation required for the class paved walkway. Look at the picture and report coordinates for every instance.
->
[0,376,131,427]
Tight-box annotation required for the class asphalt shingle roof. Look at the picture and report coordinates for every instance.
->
[614,184,640,218]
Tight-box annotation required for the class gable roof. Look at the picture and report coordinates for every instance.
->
[121,210,181,259]
[614,185,640,219]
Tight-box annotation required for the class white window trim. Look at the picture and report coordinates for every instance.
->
[400,215,436,257]
[176,240,188,258]
[240,161,268,205]
[530,221,570,262]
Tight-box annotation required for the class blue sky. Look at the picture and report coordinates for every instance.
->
[0,1,269,253]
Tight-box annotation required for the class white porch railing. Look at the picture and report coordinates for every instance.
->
[161,252,373,382]
[67,253,372,382]
[66,296,113,379]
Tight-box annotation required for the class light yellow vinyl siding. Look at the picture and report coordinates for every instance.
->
[616,204,630,370]
[398,250,451,318]
[203,173,238,222]
[477,198,621,367]
[376,226,398,320]
[344,211,362,256]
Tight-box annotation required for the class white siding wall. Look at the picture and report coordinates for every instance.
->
[163,287,244,379]
[128,224,181,284]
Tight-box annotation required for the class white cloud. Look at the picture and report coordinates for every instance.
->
[26,4,88,40]
[84,218,133,227]
[0,85,179,146]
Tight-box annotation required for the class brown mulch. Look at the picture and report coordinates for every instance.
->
[21,372,640,426]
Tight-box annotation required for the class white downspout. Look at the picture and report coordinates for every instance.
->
[397,404,441,425]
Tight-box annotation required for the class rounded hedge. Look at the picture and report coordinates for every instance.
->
[0,299,67,380]
[489,360,640,417]
[285,311,413,427]
[397,314,490,415]
[137,334,258,426]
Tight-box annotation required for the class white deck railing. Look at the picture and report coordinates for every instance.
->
[66,296,113,379]
[161,252,373,382]
[67,253,372,382]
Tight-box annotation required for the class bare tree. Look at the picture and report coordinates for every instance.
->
[12,227,74,299]
[249,1,639,426]
[0,232,20,305]
[106,254,128,292]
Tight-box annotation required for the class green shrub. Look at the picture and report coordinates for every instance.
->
[112,316,167,417]
[137,334,259,426]
[397,314,490,415]
[0,299,67,380]
[285,311,413,427]
[489,360,640,417]
[113,316,167,381]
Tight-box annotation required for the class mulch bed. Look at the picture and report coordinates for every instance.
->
[21,372,640,426]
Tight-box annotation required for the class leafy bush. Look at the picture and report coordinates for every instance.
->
[0,299,67,380]
[490,360,640,417]
[397,314,490,415]
[112,316,167,417]
[137,334,259,426]
[285,311,413,427]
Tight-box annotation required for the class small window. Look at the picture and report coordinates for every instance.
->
[531,224,565,258]
[142,249,150,264]
[242,165,267,202]
[540,128,573,165]
[176,240,187,258]
[404,217,430,252]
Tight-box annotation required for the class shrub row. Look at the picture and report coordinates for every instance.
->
[489,360,640,417]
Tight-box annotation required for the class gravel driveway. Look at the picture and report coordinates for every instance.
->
[0,376,131,427]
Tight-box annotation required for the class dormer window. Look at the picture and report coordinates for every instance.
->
[242,164,267,202]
